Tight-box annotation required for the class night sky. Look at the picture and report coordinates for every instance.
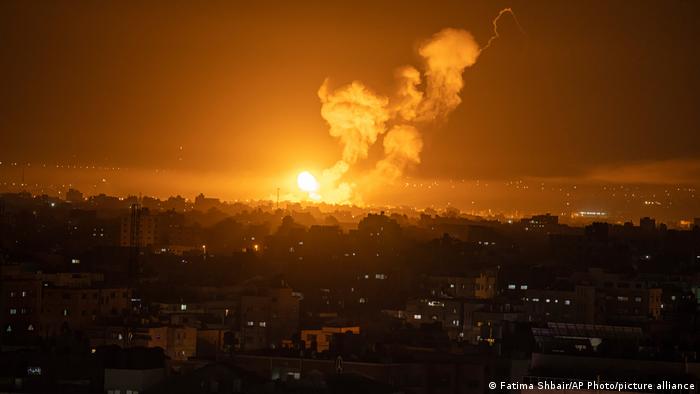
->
[1,1,699,206]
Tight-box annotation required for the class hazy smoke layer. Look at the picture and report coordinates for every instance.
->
[317,9,522,204]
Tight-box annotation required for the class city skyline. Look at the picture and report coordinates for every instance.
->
[2,2,700,391]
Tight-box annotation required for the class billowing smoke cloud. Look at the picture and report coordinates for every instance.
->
[317,79,391,202]
[315,9,522,204]
[415,28,480,121]
[393,66,423,121]
[373,125,424,182]
[318,80,390,164]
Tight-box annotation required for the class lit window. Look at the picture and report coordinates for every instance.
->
[27,366,41,376]
[180,304,187,311]
[9,308,17,315]
[508,284,516,290]
[545,299,551,303]
[413,314,422,320]
[520,285,528,290]
[247,321,254,326]
[259,321,267,327]
[532,298,540,302]
[564,300,571,305]
[635,297,642,302]
[71,258,80,264]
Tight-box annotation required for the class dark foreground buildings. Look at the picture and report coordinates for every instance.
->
[1,191,700,393]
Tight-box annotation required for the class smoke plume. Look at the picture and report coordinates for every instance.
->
[373,125,424,182]
[415,28,480,121]
[318,79,390,164]
[316,9,522,204]
[393,66,424,121]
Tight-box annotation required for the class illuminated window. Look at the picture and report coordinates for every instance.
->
[247,321,254,326]
[9,308,17,315]
[71,258,80,264]
[520,285,528,290]
[532,298,540,302]
[564,300,571,305]
[508,284,516,290]
[180,304,187,311]
[259,321,266,327]
[27,366,41,376]
[413,314,422,320]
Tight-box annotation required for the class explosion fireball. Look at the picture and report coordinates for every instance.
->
[297,171,321,200]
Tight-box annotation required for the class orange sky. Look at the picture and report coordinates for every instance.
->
[1,1,699,207]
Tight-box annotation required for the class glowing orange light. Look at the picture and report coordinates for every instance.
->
[297,171,319,193]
